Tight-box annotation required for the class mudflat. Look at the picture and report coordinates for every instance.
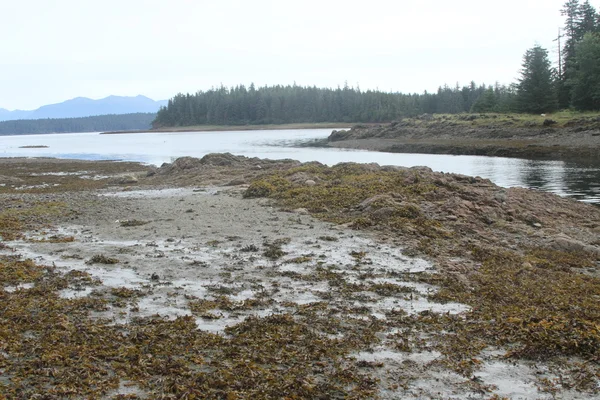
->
[1,154,599,399]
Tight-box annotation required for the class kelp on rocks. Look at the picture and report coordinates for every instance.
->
[243,162,600,389]
[0,254,380,398]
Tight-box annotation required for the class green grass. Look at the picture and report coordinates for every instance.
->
[430,110,600,128]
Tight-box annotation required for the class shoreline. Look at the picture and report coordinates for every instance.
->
[325,136,600,161]
[325,115,600,162]
[100,122,358,135]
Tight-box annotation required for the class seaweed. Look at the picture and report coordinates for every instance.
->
[0,256,379,398]
[119,219,149,227]
[87,254,119,265]
[242,162,600,387]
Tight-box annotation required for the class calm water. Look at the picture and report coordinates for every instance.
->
[1,129,599,204]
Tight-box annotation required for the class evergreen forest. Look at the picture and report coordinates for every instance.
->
[0,113,155,136]
[154,0,600,128]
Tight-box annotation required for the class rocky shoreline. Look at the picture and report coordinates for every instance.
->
[1,155,599,399]
[326,114,600,161]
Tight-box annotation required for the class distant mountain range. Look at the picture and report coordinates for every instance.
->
[0,95,168,121]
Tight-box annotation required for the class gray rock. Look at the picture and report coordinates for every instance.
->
[371,207,397,221]
[200,153,244,167]
[494,191,507,202]
[358,194,397,211]
[550,235,600,257]
[293,208,310,215]
[224,178,246,186]
[112,175,138,184]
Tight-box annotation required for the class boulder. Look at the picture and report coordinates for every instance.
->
[200,153,245,167]
[224,178,246,186]
[550,235,600,257]
[370,207,398,221]
[494,191,507,203]
[328,130,353,142]
[111,175,138,184]
[358,194,398,211]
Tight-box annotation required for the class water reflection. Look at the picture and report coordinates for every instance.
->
[517,160,561,191]
[1,129,599,204]
[561,161,600,203]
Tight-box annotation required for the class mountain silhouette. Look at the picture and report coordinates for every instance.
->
[0,95,167,121]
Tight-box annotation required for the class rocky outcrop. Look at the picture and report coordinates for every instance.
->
[150,153,302,186]
[327,116,600,161]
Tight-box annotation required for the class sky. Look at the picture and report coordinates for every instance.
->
[0,0,582,110]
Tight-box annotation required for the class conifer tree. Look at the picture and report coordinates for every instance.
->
[579,0,599,35]
[470,87,497,113]
[516,46,558,113]
[562,0,583,69]
[559,0,583,108]
[571,33,600,110]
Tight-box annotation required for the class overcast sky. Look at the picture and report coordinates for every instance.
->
[0,0,580,110]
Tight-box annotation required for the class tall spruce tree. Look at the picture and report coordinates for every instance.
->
[470,87,497,112]
[562,0,583,68]
[559,0,583,107]
[579,0,599,34]
[571,33,600,110]
[559,0,600,108]
[516,45,558,114]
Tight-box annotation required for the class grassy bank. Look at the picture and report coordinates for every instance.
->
[433,110,600,128]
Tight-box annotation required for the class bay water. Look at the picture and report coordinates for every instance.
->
[1,129,598,204]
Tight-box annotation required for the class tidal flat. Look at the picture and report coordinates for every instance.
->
[1,154,599,399]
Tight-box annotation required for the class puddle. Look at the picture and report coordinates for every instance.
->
[377,296,469,315]
[101,187,218,199]
[4,283,35,292]
[60,287,94,299]
[29,171,91,176]
[86,267,146,288]
[15,183,60,190]
[355,349,441,364]
[476,360,550,399]
[136,297,192,319]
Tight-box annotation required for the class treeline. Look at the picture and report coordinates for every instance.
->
[557,0,600,110]
[153,83,515,127]
[508,0,600,114]
[154,0,600,127]
[0,113,155,135]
